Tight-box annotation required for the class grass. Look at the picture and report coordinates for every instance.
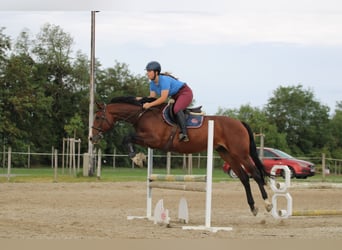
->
[0,167,230,183]
[1,166,342,183]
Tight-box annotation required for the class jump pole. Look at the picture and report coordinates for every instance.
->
[149,174,206,182]
[147,147,153,219]
[292,210,342,216]
[182,120,232,232]
[126,147,154,220]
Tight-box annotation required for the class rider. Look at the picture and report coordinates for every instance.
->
[141,61,193,142]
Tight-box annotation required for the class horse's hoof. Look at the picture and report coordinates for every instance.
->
[252,207,258,216]
[265,201,273,212]
[131,152,146,168]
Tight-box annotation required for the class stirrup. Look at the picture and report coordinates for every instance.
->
[179,133,190,142]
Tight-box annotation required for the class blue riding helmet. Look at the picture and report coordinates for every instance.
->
[145,61,161,73]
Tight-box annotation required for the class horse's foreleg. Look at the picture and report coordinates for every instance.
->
[123,134,146,167]
[122,134,136,158]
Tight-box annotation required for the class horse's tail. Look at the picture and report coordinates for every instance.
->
[241,121,267,185]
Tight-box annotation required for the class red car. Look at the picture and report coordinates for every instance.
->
[222,147,315,179]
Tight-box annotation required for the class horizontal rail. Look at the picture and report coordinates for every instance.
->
[149,174,206,182]
[149,182,206,192]
[292,210,342,216]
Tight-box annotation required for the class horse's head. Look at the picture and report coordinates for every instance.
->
[89,102,114,144]
[89,96,155,144]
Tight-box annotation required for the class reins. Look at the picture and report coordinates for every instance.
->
[117,107,152,125]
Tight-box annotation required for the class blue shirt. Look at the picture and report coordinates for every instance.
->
[150,75,185,96]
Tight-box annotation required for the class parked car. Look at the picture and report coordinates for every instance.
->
[222,147,315,179]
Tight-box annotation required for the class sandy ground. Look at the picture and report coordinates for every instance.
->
[0,181,341,239]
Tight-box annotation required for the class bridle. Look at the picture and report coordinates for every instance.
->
[90,102,156,143]
[91,104,112,142]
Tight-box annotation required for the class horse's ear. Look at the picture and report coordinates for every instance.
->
[95,101,104,109]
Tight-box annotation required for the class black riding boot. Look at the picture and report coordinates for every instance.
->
[175,111,189,142]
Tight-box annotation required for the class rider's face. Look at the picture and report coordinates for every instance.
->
[146,70,156,80]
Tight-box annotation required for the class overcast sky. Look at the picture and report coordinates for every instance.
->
[1,0,342,115]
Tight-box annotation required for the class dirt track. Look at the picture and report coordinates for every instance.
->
[0,181,341,239]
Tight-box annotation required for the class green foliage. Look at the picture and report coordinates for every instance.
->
[330,101,342,149]
[95,61,148,102]
[0,27,11,61]
[265,85,331,154]
[64,113,84,138]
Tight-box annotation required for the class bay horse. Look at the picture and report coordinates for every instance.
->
[90,96,272,216]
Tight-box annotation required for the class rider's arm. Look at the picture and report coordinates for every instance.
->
[143,90,168,109]
[152,90,168,105]
[149,91,157,98]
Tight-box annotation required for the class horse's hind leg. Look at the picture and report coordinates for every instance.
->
[239,170,259,216]
[218,149,259,215]
[251,173,272,212]
[241,159,273,213]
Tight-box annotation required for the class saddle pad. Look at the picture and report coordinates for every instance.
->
[162,106,204,128]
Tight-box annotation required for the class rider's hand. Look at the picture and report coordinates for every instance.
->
[143,102,152,109]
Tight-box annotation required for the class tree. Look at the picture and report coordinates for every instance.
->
[13,28,31,55]
[95,61,148,102]
[64,113,85,138]
[2,33,53,151]
[32,23,74,84]
[0,27,12,145]
[329,101,342,158]
[265,84,331,155]
[68,50,92,149]
[31,23,76,148]
[0,27,10,62]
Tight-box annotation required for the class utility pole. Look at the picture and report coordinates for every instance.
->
[88,10,99,176]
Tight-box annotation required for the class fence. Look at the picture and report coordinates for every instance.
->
[325,157,342,175]
[1,145,342,177]
[0,145,223,171]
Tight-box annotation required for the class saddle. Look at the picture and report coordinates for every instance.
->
[162,99,205,128]
[137,97,205,128]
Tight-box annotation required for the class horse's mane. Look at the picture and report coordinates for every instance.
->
[110,96,157,106]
